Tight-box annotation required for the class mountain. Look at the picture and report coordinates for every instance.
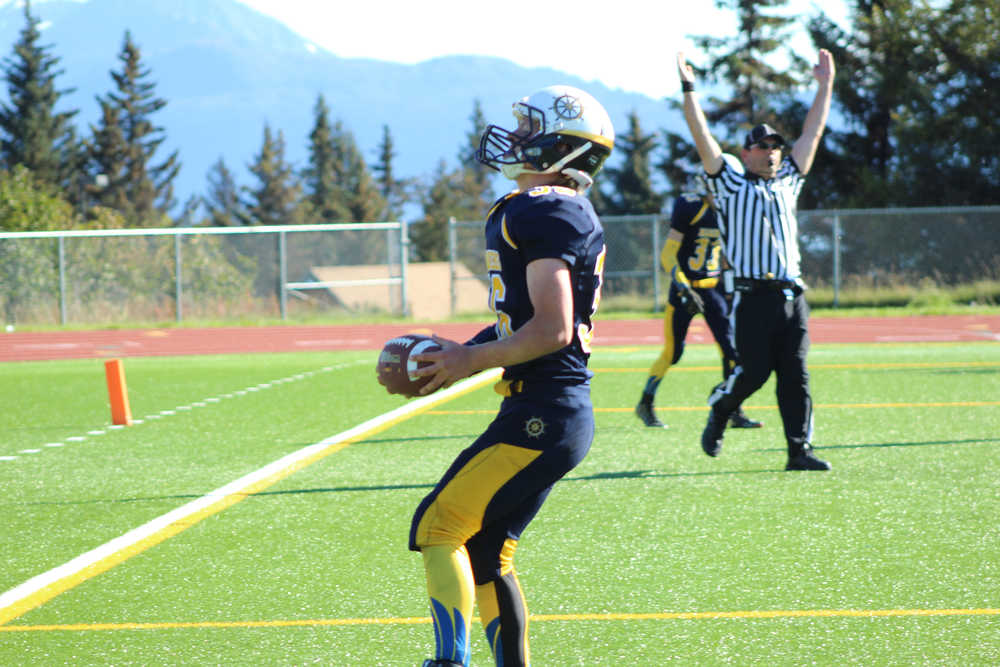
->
[0,0,679,218]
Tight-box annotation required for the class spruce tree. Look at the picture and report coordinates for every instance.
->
[88,31,179,225]
[203,157,246,226]
[373,124,406,220]
[412,159,461,262]
[244,124,303,226]
[807,0,998,207]
[302,94,350,223]
[0,0,79,192]
[411,101,496,261]
[87,100,129,214]
[459,99,493,193]
[693,0,806,131]
[302,95,386,223]
[601,111,664,215]
[658,0,805,192]
[332,121,385,223]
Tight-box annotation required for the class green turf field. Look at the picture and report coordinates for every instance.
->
[2,342,998,665]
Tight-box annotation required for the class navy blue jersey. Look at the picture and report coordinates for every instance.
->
[482,185,606,385]
[670,193,723,282]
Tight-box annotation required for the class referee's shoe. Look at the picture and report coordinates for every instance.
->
[786,446,832,471]
[729,409,763,429]
[700,408,727,457]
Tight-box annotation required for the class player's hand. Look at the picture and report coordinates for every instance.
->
[677,52,696,86]
[677,282,705,315]
[410,336,475,395]
[814,48,835,84]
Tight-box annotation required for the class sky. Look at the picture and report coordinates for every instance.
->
[236,0,851,100]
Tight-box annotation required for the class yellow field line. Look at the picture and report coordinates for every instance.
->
[595,361,1000,373]
[0,368,504,627]
[431,401,1000,415]
[3,607,998,633]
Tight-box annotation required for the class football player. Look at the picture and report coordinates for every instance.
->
[634,188,763,431]
[407,85,614,667]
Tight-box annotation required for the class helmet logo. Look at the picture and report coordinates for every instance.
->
[552,94,583,120]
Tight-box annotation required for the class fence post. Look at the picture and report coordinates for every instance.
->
[832,215,841,308]
[652,215,662,309]
[174,233,183,322]
[278,230,288,320]
[448,217,457,317]
[58,236,67,325]
[400,221,410,317]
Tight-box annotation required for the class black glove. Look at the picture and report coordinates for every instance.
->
[676,281,705,315]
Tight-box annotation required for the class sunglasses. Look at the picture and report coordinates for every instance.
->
[752,141,784,151]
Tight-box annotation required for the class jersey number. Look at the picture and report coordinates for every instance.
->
[489,273,514,338]
[686,233,721,273]
[486,244,606,352]
[578,245,606,353]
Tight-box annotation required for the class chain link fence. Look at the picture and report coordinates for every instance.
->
[1,207,997,326]
[449,206,1000,313]
[0,223,407,326]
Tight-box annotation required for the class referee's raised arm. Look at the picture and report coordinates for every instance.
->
[676,52,723,175]
[790,49,835,174]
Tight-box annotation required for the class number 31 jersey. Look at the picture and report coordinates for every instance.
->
[483,185,606,386]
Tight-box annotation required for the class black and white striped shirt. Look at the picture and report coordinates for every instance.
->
[705,154,805,281]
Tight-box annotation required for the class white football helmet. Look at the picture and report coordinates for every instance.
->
[477,85,615,189]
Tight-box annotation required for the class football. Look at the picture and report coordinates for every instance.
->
[376,334,441,398]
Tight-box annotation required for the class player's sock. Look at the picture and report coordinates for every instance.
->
[423,545,475,666]
[477,572,530,667]
[475,539,530,666]
[641,375,661,401]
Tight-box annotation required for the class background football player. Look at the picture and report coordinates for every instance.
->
[404,85,613,667]
[635,187,762,431]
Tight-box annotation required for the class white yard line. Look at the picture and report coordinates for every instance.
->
[1,361,367,463]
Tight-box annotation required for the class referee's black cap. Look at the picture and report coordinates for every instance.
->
[744,123,786,149]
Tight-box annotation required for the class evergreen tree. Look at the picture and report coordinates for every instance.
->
[0,0,79,192]
[798,1,913,207]
[244,124,303,226]
[807,0,999,206]
[693,0,807,131]
[332,120,385,222]
[301,96,387,224]
[454,99,497,218]
[601,111,664,215]
[658,0,805,191]
[411,101,496,261]
[596,112,663,298]
[87,100,128,213]
[301,94,350,223]
[587,169,614,215]
[460,99,493,192]
[373,124,406,220]
[412,159,461,262]
[88,31,179,225]
[202,157,245,226]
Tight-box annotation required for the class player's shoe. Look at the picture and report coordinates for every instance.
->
[729,410,763,429]
[700,408,727,457]
[635,401,667,428]
[421,660,464,667]
[785,447,831,471]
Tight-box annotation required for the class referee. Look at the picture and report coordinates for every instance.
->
[675,49,835,471]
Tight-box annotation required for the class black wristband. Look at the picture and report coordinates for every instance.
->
[681,81,695,93]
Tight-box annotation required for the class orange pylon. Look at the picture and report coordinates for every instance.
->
[104,359,133,426]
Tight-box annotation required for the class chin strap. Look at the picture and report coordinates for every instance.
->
[561,168,593,191]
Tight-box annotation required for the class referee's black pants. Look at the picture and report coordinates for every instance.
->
[709,289,813,455]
